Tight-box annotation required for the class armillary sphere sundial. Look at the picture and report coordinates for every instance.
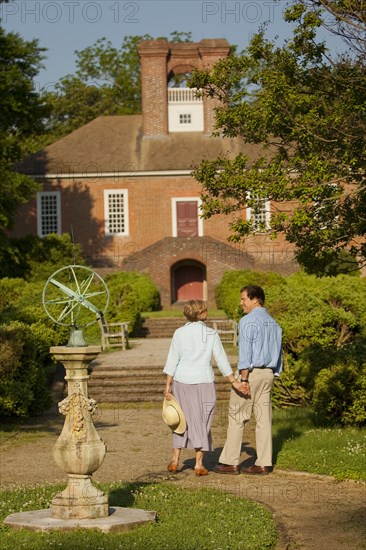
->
[42,264,110,346]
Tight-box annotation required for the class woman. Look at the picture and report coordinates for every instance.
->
[163,300,240,476]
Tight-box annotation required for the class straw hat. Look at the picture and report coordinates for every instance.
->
[162,395,186,434]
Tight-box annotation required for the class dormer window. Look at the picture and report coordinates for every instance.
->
[168,87,204,132]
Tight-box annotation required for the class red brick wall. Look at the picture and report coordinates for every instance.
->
[12,173,296,278]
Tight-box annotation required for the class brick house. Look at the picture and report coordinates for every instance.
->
[12,39,297,307]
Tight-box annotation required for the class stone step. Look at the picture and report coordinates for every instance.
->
[91,391,231,403]
[88,362,234,402]
[138,317,228,338]
[89,377,230,388]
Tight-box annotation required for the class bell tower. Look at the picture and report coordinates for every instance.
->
[138,39,231,137]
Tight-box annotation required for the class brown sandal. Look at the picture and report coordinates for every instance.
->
[167,462,179,473]
[195,466,208,476]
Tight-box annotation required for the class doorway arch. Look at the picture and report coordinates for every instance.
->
[171,260,206,303]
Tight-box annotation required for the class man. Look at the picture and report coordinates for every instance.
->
[214,285,282,475]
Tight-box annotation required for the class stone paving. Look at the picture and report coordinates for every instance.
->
[92,338,173,369]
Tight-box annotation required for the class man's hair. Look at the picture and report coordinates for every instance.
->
[240,285,265,305]
[183,300,208,322]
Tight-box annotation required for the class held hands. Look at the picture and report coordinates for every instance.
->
[232,380,251,396]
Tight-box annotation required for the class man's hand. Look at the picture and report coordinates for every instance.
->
[237,381,251,396]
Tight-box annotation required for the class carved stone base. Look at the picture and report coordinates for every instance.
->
[52,474,109,520]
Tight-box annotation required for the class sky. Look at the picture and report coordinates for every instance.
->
[1,0,345,91]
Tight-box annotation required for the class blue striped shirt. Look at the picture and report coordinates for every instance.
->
[238,307,282,376]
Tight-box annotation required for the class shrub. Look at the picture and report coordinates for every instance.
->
[104,272,160,335]
[312,360,366,426]
[106,283,141,335]
[215,270,286,319]
[105,271,160,312]
[0,276,70,417]
[0,321,56,417]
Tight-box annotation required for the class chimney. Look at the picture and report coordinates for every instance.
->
[138,40,169,137]
[138,39,230,137]
[198,40,231,135]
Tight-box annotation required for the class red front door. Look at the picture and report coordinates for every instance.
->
[176,201,198,237]
[175,265,203,301]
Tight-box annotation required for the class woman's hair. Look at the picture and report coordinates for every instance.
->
[183,300,208,322]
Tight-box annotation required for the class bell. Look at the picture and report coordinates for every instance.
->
[67,329,87,347]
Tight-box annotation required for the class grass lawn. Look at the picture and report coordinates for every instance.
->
[0,483,277,549]
[273,407,366,481]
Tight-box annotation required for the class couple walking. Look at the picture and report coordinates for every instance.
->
[162,285,282,476]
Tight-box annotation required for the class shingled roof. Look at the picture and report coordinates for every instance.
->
[16,115,269,176]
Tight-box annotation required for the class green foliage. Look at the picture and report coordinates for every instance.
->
[189,5,366,274]
[105,272,160,334]
[0,233,84,280]
[0,276,69,417]
[311,361,366,426]
[0,26,49,243]
[217,270,366,424]
[0,321,55,417]
[215,269,286,319]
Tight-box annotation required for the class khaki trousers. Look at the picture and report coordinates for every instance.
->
[219,368,274,467]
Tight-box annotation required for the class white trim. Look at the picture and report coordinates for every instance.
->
[31,170,193,179]
[171,197,203,237]
[104,189,129,236]
[168,88,202,103]
[36,191,61,237]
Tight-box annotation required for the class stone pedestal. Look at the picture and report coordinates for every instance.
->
[50,346,108,520]
[4,344,157,533]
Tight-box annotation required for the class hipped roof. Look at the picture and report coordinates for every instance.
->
[16,115,269,176]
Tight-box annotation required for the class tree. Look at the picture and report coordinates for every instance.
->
[44,32,192,140]
[0,24,48,243]
[189,3,366,275]
[304,0,366,56]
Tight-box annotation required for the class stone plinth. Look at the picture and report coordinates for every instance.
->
[3,507,157,533]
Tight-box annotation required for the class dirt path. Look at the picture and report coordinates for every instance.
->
[1,405,365,549]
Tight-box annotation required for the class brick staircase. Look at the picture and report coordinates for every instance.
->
[138,316,229,338]
[88,363,236,403]
[138,317,186,338]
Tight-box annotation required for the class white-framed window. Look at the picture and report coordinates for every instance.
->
[179,113,192,124]
[313,183,340,229]
[104,189,129,236]
[246,198,271,232]
[172,197,203,237]
[37,191,61,237]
